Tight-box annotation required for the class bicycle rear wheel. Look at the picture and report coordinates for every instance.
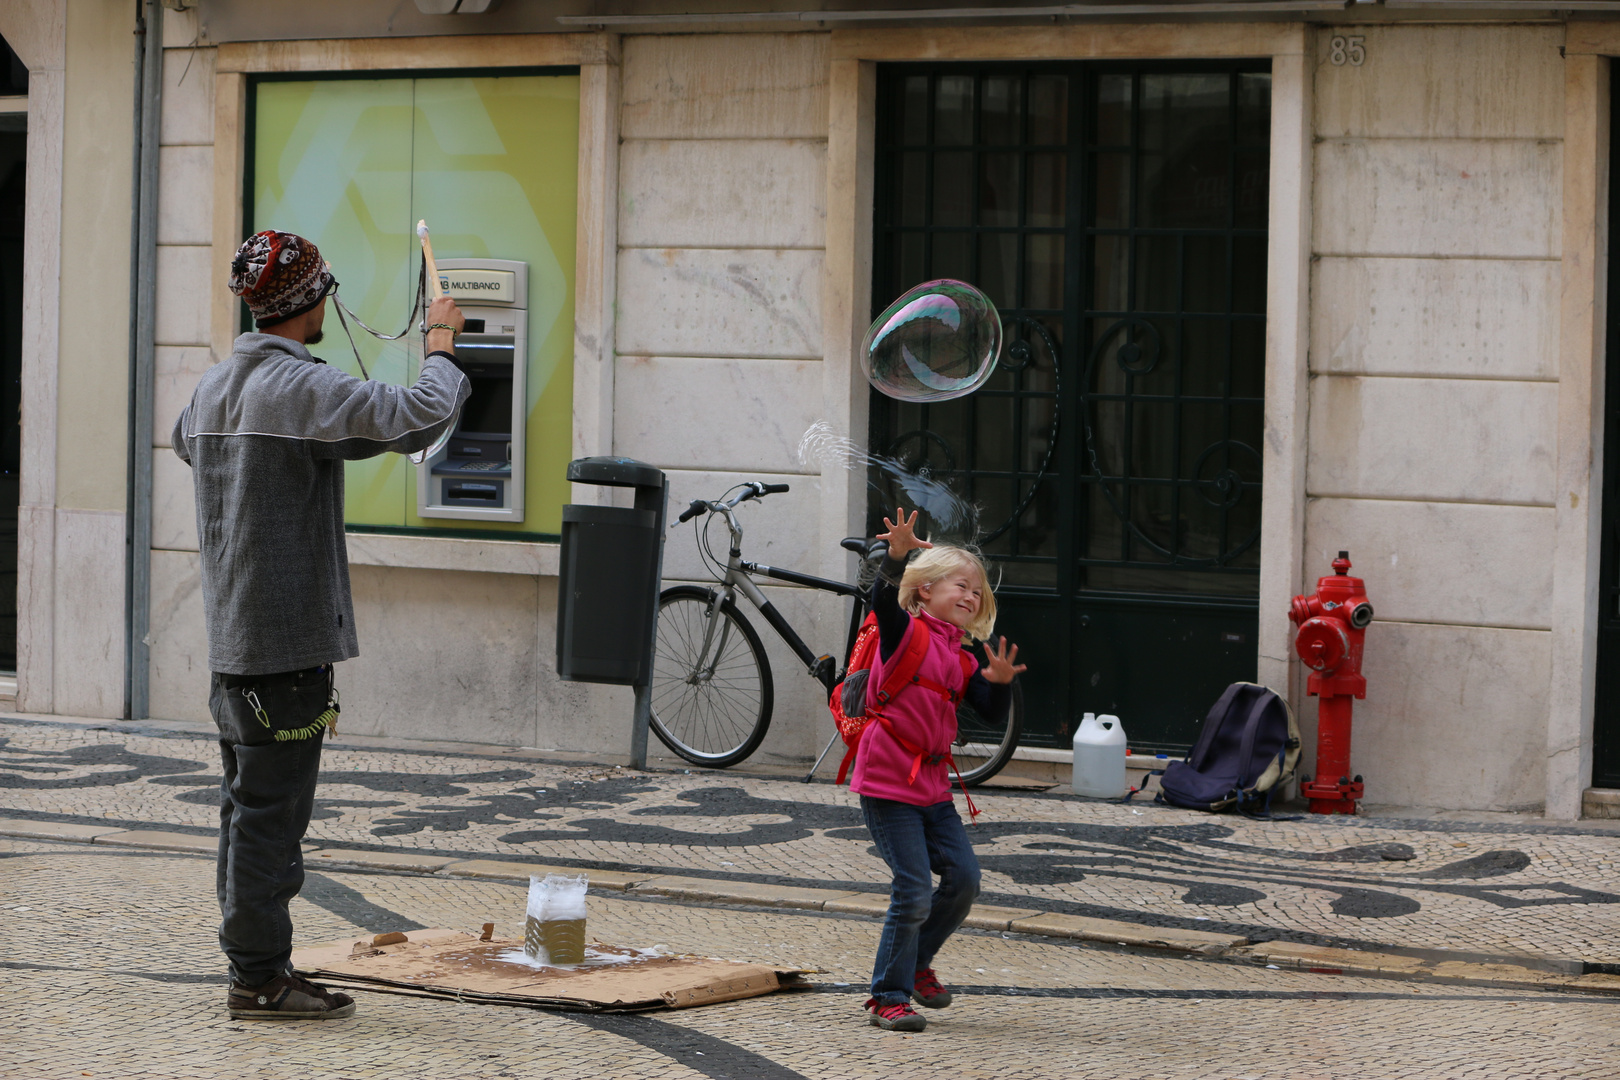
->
[949,680,1024,787]
[650,585,774,767]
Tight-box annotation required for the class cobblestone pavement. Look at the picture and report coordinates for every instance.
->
[5,839,1620,1079]
[3,714,1620,970]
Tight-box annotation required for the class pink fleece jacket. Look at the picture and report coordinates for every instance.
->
[848,608,978,806]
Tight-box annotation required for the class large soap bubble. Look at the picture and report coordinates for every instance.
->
[861,279,1002,403]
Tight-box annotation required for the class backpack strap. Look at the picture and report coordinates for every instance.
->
[834,742,860,786]
[868,714,982,823]
[894,638,977,704]
[1233,689,1276,791]
[871,615,933,709]
[1117,768,1165,803]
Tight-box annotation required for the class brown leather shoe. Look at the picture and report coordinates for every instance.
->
[228,974,356,1020]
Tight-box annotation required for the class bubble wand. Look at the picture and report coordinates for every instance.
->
[410,220,456,465]
[418,220,443,301]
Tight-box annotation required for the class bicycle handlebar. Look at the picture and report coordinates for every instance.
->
[731,481,791,507]
[677,481,792,526]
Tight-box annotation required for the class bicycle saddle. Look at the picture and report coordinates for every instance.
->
[841,536,889,558]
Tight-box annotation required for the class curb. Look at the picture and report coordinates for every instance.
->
[4,817,1615,997]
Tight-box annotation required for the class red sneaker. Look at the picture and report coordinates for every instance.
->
[911,967,952,1008]
[865,997,927,1032]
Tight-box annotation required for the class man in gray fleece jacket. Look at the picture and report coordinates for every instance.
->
[173,230,470,1020]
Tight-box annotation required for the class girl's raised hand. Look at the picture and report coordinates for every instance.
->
[980,637,1028,684]
[878,507,933,559]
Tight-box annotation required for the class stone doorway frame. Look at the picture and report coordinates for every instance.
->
[820,22,1313,732]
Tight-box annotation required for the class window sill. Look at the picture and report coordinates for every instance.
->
[345,531,560,577]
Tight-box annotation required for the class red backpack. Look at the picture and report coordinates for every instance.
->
[829,613,976,795]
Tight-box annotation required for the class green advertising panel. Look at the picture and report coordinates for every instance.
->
[251,73,579,536]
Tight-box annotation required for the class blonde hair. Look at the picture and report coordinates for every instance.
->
[897,545,997,641]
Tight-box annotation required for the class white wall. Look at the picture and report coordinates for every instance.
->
[617,34,842,767]
[147,10,217,725]
[1304,25,1564,810]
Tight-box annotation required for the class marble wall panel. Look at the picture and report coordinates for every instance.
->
[152,450,197,552]
[616,247,822,360]
[613,356,823,475]
[342,565,541,747]
[619,139,827,249]
[1314,25,1562,140]
[155,243,213,347]
[154,345,214,447]
[157,144,213,246]
[1314,139,1561,258]
[1311,257,1558,381]
[621,33,830,139]
[160,44,215,145]
[52,508,125,718]
[147,547,210,724]
[1311,621,1550,811]
[660,468,822,581]
[1306,376,1556,505]
[1304,497,1553,629]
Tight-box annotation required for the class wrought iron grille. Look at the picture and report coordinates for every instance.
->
[870,62,1270,753]
[1079,67,1269,596]
[870,67,1069,588]
[870,62,1268,598]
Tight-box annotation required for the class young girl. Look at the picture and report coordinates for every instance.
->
[852,507,1027,1033]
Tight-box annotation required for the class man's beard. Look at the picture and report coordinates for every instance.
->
[305,328,323,345]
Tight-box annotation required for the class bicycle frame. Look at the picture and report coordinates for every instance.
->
[689,499,866,699]
[661,483,1023,785]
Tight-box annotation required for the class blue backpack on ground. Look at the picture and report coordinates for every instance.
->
[1155,682,1300,816]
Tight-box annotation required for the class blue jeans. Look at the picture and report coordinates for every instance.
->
[209,666,332,986]
[860,795,981,1006]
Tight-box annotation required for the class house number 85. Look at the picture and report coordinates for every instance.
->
[1330,35,1366,66]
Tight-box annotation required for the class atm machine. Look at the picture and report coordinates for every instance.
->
[416,258,527,523]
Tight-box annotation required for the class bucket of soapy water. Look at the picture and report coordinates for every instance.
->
[524,873,588,965]
[1071,712,1128,798]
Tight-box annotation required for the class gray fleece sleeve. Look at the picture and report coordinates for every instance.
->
[171,406,191,465]
[307,353,471,461]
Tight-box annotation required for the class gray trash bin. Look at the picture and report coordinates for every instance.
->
[556,457,668,687]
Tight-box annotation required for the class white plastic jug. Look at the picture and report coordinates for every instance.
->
[1071,712,1127,798]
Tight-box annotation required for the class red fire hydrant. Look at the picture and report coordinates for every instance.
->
[1289,551,1374,814]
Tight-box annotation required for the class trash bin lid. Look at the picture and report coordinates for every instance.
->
[566,456,665,489]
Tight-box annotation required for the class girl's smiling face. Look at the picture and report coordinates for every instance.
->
[918,567,984,630]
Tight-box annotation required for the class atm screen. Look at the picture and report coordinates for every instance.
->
[459,375,513,435]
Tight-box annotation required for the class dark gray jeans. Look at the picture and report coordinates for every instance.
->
[209,665,332,986]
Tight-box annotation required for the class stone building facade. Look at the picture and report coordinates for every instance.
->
[0,0,1614,817]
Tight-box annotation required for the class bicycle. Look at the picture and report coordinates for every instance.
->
[648,480,1024,786]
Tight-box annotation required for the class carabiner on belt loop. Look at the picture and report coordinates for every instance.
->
[243,688,271,729]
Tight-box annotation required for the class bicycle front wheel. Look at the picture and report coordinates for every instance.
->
[649,585,774,767]
[949,680,1024,787]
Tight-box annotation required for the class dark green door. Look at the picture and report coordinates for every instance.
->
[869,62,1270,753]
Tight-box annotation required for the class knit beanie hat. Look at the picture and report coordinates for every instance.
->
[228,230,334,327]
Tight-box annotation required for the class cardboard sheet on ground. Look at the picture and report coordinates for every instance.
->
[292,929,806,1013]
